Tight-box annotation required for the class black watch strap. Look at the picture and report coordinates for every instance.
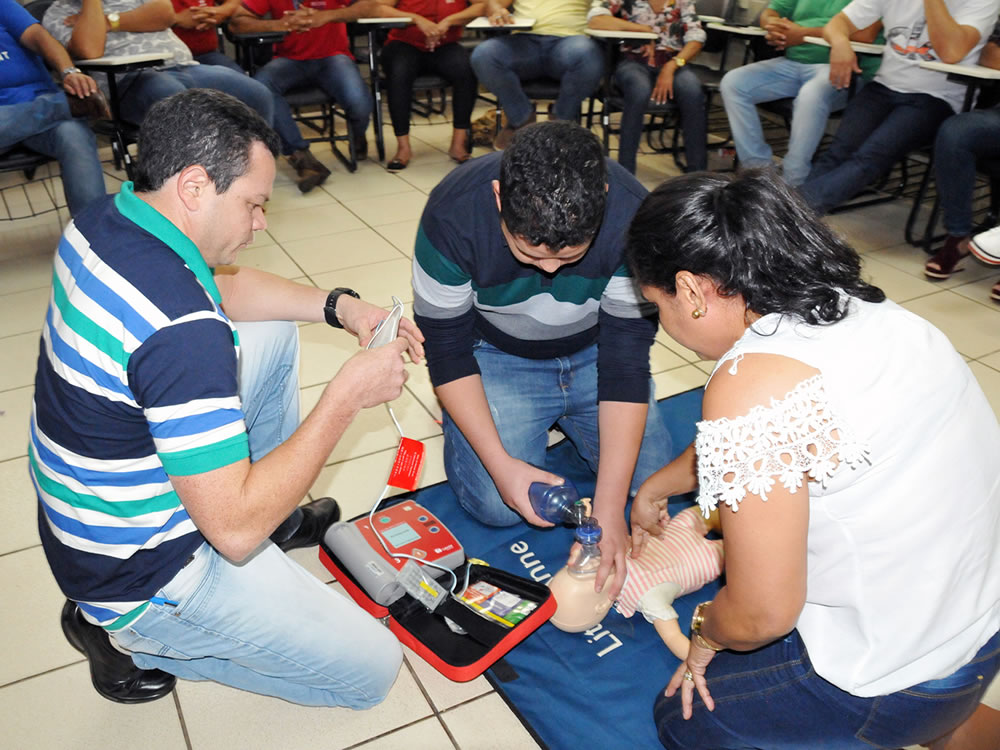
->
[324,287,360,328]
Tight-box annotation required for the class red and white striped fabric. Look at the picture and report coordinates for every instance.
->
[615,506,724,618]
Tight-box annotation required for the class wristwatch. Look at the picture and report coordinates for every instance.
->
[107,12,121,31]
[60,66,82,81]
[324,287,359,328]
[674,56,687,67]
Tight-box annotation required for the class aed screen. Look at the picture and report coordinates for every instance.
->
[384,522,420,548]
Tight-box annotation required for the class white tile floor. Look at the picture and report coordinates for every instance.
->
[2,107,999,750]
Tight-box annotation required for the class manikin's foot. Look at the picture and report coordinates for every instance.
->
[448,129,471,163]
[924,234,970,280]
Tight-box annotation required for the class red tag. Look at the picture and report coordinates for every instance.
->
[387,437,425,490]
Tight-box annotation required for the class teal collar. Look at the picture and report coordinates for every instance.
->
[114,182,221,304]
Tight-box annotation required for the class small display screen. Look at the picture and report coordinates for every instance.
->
[383,522,421,548]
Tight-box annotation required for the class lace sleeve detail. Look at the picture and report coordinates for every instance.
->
[695,374,870,515]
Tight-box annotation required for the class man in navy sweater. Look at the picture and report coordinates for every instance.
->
[412,121,671,601]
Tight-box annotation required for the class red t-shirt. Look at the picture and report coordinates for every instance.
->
[172,0,220,56]
[386,0,466,51]
[240,0,352,60]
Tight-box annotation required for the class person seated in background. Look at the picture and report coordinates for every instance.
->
[719,0,881,187]
[1,0,105,217]
[626,168,1000,750]
[587,0,707,175]
[924,19,1000,304]
[171,0,244,71]
[369,0,483,171]
[229,0,374,193]
[471,0,604,149]
[797,0,998,216]
[43,0,276,127]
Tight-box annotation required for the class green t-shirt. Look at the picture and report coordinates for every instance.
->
[767,0,883,77]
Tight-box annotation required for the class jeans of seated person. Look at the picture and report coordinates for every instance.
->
[470,33,604,128]
[720,57,850,187]
[798,82,953,215]
[441,339,673,527]
[655,629,1000,750]
[253,55,373,155]
[108,319,403,707]
[194,50,246,75]
[0,91,105,216]
[117,64,275,128]
[613,60,707,175]
[934,105,1000,237]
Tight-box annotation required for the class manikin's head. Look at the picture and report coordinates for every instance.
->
[548,563,617,633]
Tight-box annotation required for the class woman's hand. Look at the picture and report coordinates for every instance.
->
[414,15,443,49]
[828,41,860,89]
[484,0,512,26]
[652,64,675,105]
[664,637,718,719]
[630,486,668,559]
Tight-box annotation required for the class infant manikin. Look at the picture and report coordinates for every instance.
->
[548,506,723,660]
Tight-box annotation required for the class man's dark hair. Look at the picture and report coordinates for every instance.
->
[626,169,885,325]
[133,89,280,193]
[499,121,607,250]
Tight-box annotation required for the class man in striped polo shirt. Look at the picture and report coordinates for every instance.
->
[412,121,672,603]
[32,89,423,705]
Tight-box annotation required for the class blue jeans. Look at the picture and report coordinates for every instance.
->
[799,82,953,215]
[254,55,372,155]
[613,60,707,174]
[109,321,404,707]
[194,50,245,74]
[118,63,275,127]
[655,629,1000,750]
[720,57,849,187]
[470,33,604,127]
[0,91,105,216]
[934,105,1000,236]
[442,340,672,526]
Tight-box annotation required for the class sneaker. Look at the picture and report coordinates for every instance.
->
[287,149,330,194]
[970,225,1000,266]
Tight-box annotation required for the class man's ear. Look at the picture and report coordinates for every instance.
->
[491,179,502,213]
[176,165,212,212]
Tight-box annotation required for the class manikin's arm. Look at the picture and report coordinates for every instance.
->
[653,618,690,662]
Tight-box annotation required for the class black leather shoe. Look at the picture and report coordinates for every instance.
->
[61,600,176,704]
[272,497,341,552]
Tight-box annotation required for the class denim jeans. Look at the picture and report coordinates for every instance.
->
[0,91,106,216]
[110,320,404,706]
[194,50,246,75]
[934,105,1000,236]
[254,55,372,155]
[613,60,707,174]
[720,57,849,187]
[470,33,604,127]
[442,340,673,526]
[799,82,953,215]
[118,63,275,127]
[655,629,1000,750]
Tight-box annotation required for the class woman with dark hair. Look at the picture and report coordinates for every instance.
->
[626,169,1000,749]
[370,0,484,171]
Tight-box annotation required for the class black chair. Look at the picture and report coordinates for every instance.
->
[0,146,65,221]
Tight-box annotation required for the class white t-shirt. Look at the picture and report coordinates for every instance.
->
[698,297,1000,697]
[843,0,1000,111]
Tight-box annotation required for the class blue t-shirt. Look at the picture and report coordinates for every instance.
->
[0,0,59,106]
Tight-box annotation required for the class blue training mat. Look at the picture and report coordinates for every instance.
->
[406,388,710,750]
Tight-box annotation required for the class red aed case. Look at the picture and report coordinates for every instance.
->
[320,501,556,682]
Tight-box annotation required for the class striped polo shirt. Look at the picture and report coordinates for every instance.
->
[412,151,658,404]
[615,506,724,619]
[30,183,249,629]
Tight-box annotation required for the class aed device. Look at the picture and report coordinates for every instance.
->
[323,501,465,606]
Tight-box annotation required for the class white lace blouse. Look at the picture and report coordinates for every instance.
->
[696,297,1000,698]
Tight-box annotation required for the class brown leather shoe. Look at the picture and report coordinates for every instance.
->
[287,149,331,194]
[493,112,536,150]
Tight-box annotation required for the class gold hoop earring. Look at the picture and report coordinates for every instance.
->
[691,309,704,319]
